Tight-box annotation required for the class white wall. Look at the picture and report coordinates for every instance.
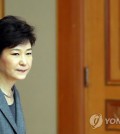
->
[5,1,57,134]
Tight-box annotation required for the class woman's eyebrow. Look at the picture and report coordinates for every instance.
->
[11,48,32,51]
[11,49,20,51]
[26,48,32,51]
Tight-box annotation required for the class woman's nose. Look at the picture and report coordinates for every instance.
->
[19,56,27,66]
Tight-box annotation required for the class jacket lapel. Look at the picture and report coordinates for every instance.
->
[14,86,26,134]
[0,89,18,133]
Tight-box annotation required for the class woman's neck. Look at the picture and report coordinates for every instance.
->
[0,78,15,105]
[0,77,15,94]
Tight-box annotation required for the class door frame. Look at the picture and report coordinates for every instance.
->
[57,0,85,134]
[0,0,4,17]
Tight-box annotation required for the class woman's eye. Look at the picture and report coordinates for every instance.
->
[26,52,32,55]
[11,53,19,55]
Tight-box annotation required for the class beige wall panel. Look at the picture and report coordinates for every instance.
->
[5,1,57,134]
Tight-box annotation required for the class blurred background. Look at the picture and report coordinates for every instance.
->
[1,0,119,134]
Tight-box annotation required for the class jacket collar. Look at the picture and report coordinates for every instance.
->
[0,87,18,132]
[14,86,25,134]
[0,86,25,134]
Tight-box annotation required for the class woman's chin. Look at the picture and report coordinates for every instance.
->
[15,75,27,80]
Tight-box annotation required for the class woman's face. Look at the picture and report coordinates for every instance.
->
[0,42,33,81]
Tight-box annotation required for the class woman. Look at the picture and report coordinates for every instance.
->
[0,15,36,134]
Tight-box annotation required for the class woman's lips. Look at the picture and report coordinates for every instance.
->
[16,69,28,72]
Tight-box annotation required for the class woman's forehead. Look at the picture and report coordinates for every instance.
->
[11,42,32,50]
